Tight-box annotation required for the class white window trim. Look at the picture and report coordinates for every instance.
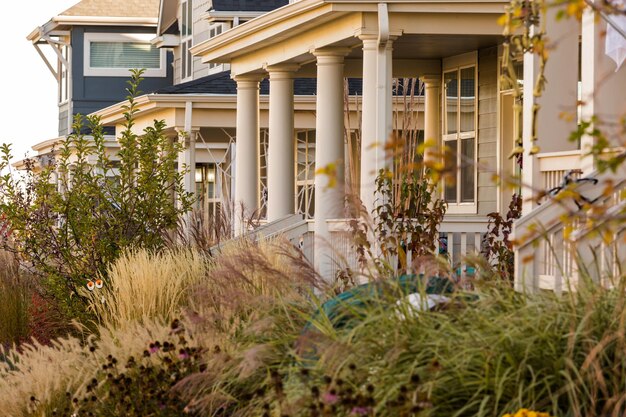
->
[84,32,166,77]
[442,51,478,215]
[180,0,193,82]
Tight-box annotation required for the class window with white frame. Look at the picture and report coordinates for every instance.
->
[442,53,477,211]
[181,0,193,81]
[84,33,166,77]
[58,42,69,103]
[208,23,223,71]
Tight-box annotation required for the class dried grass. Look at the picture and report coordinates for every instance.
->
[0,249,29,347]
[87,248,207,328]
[0,317,205,417]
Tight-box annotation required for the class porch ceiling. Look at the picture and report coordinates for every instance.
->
[191,0,507,77]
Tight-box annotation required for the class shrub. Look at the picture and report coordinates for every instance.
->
[0,69,193,320]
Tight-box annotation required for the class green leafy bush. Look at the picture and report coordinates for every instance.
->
[0,69,193,319]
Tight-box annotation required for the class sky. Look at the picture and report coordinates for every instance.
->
[0,0,78,163]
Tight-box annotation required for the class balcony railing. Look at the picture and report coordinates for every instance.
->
[514,160,626,293]
[537,150,583,192]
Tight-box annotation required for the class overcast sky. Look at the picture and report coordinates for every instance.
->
[1,0,78,163]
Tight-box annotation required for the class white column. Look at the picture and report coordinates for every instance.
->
[420,75,441,165]
[267,64,298,221]
[312,47,350,280]
[177,128,196,199]
[359,34,381,216]
[581,7,626,174]
[177,126,197,229]
[376,38,394,161]
[522,12,579,215]
[234,74,264,234]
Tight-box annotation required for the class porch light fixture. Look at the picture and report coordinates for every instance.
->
[195,167,203,183]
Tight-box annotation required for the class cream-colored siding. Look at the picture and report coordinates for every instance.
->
[192,0,211,79]
[477,46,498,216]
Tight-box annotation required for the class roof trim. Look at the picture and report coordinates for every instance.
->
[52,16,158,26]
[28,16,158,42]
[192,0,509,65]
[191,0,323,61]
[157,0,178,35]
[95,93,317,125]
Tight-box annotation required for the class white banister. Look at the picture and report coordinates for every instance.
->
[514,158,626,293]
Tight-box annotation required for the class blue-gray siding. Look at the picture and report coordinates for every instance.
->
[61,25,173,135]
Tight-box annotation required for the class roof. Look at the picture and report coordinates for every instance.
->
[155,70,363,95]
[59,0,160,18]
[210,0,289,12]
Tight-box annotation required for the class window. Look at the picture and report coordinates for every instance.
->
[58,42,69,103]
[84,33,166,77]
[181,0,193,81]
[443,54,477,211]
[208,24,223,71]
[296,130,316,219]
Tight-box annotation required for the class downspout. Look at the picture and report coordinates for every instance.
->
[376,3,392,165]
[377,3,390,47]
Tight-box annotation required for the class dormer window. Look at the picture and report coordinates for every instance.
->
[181,0,193,81]
[84,33,166,77]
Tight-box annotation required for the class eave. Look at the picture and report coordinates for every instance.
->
[191,0,508,69]
[95,93,318,126]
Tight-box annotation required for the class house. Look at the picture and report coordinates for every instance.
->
[188,0,626,282]
[93,0,337,228]
[26,0,173,137]
[23,0,626,285]
[22,0,326,230]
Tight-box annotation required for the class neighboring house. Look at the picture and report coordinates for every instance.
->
[26,0,173,136]
[189,0,626,281]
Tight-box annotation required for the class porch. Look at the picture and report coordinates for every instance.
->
[190,0,510,279]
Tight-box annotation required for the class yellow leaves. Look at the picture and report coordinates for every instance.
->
[563,223,574,240]
[315,162,338,189]
[559,111,575,123]
[566,0,587,20]
[498,13,510,27]
[503,408,552,417]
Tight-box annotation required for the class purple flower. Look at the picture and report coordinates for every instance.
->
[149,343,159,354]
[178,351,190,360]
[351,406,371,416]
[322,392,339,405]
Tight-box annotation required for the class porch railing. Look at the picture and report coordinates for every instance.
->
[326,217,490,279]
[537,150,583,191]
[514,160,626,293]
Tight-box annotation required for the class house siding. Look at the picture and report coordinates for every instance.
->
[193,0,211,80]
[477,46,498,216]
[68,25,173,134]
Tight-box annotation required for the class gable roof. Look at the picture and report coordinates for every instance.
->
[155,70,362,95]
[59,0,160,18]
[28,0,159,42]
[210,0,289,12]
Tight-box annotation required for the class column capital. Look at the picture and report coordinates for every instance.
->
[175,128,199,146]
[232,73,265,88]
[311,46,352,62]
[357,32,378,46]
[420,74,441,87]
[265,63,300,80]
[175,127,199,137]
